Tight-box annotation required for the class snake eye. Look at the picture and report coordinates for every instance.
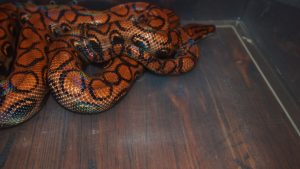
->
[110,31,125,45]
[112,36,124,45]
[20,13,30,24]
[131,34,150,51]
[155,48,174,59]
[88,39,102,54]
[60,23,71,33]
[72,40,82,49]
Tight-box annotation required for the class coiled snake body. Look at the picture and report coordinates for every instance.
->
[0,2,215,128]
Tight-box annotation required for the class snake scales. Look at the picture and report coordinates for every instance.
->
[0,2,215,128]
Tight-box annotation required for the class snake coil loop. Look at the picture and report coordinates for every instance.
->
[0,2,215,128]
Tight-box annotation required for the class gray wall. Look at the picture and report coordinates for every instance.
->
[243,0,300,103]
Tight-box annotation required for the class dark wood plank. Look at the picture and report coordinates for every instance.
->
[1,27,299,169]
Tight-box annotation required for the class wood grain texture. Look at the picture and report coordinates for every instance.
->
[0,27,299,169]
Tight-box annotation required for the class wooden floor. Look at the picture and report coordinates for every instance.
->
[1,27,299,169]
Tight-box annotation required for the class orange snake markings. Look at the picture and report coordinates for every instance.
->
[0,2,215,128]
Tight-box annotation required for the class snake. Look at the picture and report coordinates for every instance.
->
[0,1,215,128]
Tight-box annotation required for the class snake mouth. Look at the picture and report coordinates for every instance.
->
[75,35,106,63]
[82,39,97,61]
[74,40,97,63]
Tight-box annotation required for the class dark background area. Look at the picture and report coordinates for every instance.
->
[243,0,300,104]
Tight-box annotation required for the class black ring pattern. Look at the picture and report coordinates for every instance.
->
[59,69,86,97]
[9,70,39,93]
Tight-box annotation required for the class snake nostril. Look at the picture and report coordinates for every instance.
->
[155,48,174,59]
[112,36,124,45]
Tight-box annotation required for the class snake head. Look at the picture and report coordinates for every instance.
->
[182,24,216,41]
[69,24,118,64]
[74,37,103,63]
